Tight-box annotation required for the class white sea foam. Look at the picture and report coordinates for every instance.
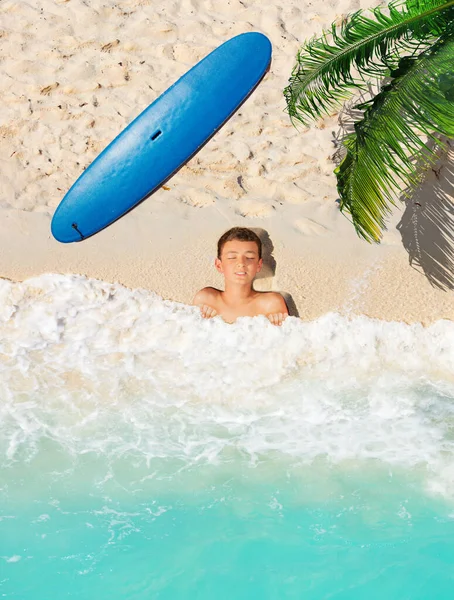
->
[1,274,454,497]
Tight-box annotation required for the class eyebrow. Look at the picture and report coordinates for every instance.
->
[225,250,257,255]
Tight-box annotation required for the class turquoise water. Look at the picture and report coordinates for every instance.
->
[1,275,454,598]
[2,457,454,598]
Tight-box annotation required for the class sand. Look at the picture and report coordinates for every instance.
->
[1,0,453,324]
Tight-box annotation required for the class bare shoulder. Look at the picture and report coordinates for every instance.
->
[192,287,221,306]
[257,292,289,314]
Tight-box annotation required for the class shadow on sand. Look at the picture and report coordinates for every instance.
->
[397,144,454,291]
[334,96,454,291]
[250,227,299,317]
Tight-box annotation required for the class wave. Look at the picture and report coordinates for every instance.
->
[1,274,454,499]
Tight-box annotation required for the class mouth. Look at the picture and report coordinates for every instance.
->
[235,272,247,276]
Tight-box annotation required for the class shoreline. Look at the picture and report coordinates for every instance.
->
[1,202,453,326]
[1,0,453,326]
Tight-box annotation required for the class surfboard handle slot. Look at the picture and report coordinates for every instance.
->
[151,130,162,141]
[72,223,85,240]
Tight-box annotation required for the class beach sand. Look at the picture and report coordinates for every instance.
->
[1,0,453,324]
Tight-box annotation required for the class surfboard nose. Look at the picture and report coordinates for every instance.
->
[240,31,272,55]
[227,32,272,74]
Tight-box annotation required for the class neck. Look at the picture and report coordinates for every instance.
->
[223,281,255,303]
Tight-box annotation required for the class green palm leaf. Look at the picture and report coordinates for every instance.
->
[284,0,454,125]
[336,34,454,242]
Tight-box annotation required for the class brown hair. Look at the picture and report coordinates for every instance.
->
[217,227,262,259]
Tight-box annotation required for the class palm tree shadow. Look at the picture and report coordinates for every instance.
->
[397,144,454,290]
[333,96,454,291]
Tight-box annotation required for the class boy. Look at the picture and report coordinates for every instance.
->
[193,227,288,325]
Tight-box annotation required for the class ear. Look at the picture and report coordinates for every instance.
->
[257,258,263,273]
[215,257,223,273]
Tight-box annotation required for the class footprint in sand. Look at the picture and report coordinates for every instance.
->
[180,188,215,208]
[235,199,273,218]
[294,217,330,236]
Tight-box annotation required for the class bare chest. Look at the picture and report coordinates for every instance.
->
[214,294,264,323]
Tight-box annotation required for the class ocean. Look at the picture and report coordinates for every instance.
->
[1,274,453,598]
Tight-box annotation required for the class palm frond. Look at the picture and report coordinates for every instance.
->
[284,0,454,125]
[406,0,454,36]
[336,34,454,243]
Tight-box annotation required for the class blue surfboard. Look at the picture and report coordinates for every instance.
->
[51,32,272,242]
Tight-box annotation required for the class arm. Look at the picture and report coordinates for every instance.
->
[193,287,219,319]
[260,293,289,326]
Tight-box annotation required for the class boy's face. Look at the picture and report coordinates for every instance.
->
[215,240,263,284]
